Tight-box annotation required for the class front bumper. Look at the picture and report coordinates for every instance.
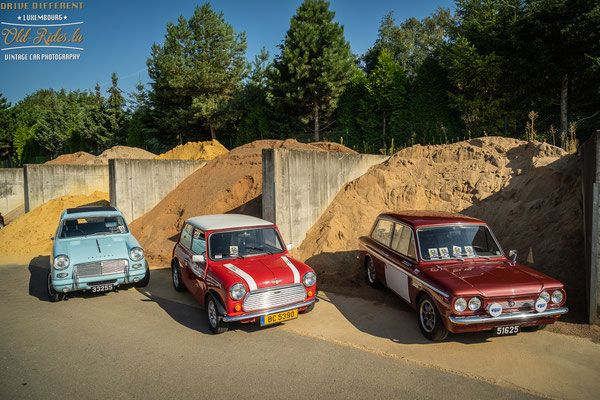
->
[449,307,568,325]
[51,260,147,293]
[222,299,317,323]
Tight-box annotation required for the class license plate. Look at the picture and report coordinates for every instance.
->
[90,284,114,293]
[260,309,298,326]
[493,325,520,336]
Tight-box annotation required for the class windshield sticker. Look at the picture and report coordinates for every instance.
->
[193,231,201,239]
[106,222,117,228]
[428,248,439,258]
[214,254,222,259]
[118,225,126,233]
[439,247,449,258]
[464,246,474,256]
[453,246,462,257]
[229,246,238,256]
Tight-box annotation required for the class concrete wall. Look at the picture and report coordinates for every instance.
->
[109,159,205,223]
[262,148,388,247]
[0,168,24,215]
[24,164,109,212]
[582,131,600,325]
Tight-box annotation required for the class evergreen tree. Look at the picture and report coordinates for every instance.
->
[0,94,12,160]
[147,3,247,144]
[271,0,354,141]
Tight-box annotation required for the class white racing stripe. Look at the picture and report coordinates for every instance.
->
[223,263,258,291]
[281,256,301,283]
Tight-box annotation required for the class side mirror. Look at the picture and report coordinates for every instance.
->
[286,244,293,251]
[508,250,517,262]
[192,254,205,263]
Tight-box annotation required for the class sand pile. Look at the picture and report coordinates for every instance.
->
[130,139,355,261]
[90,146,155,164]
[0,191,109,257]
[46,151,95,165]
[155,140,229,161]
[296,137,584,312]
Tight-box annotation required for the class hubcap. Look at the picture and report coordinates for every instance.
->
[367,260,376,283]
[208,300,217,328]
[420,300,436,333]
[173,266,179,287]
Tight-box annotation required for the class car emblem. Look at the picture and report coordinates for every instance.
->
[270,279,282,285]
[508,300,515,307]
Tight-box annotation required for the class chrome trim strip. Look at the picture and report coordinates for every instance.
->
[242,283,307,312]
[449,307,568,325]
[223,299,316,322]
[365,245,450,298]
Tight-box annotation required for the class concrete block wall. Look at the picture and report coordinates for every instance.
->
[582,131,600,325]
[262,148,388,247]
[0,168,24,215]
[24,164,109,212]
[109,159,205,223]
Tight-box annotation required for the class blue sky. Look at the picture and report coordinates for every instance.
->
[0,0,454,104]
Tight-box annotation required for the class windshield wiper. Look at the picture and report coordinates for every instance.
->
[246,246,273,255]
[87,232,109,237]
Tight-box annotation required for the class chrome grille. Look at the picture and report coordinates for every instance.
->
[496,298,536,313]
[75,259,128,278]
[243,284,307,312]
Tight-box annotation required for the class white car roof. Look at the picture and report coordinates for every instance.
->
[185,214,274,232]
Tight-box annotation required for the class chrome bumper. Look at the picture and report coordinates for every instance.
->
[449,307,568,325]
[222,299,317,323]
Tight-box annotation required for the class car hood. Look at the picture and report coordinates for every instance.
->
[55,236,131,264]
[423,260,545,297]
[218,255,304,289]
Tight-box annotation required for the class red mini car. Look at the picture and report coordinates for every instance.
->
[171,214,317,334]
[359,211,568,341]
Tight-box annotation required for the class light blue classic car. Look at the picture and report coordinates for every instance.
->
[48,206,150,302]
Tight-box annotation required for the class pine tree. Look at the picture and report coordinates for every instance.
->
[271,0,354,141]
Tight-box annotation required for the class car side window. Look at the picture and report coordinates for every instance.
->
[180,224,193,250]
[371,219,394,247]
[391,223,416,259]
[191,229,206,255]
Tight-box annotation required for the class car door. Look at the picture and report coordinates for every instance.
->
[369,218,395,285]
[188,228,208,301]
[385,223,418,303]
[175,223,194,291]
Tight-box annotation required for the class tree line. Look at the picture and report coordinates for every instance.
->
[0,0,598,165]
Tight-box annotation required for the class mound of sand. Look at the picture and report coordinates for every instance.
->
[46,151,96,165]
[90,146,155,164]
[0,191,109,257]
[155,140,229,161]
[296,137,584,314]
[130,139,355,261]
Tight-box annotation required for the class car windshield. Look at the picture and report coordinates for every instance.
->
[59,215,129,238]
[208,227,284,261]
[417,225,502,261]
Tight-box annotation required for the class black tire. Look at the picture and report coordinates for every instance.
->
[47,270,64,302]
[135,263,150,287]
[365,257,381,288]
[417,293,448,341]
[206,295,228,334]
[171,260,185,292]
[524,324,547,332]
[300,303,315,314]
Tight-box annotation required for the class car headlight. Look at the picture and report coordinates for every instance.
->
[230,283,247,301]
[303,271,317,287]
[551,290,564,304]
[468,297,481,311]
[53,255,70,270]
[539,290,550,303]
[454,297,467,312]
[129,247,144,261]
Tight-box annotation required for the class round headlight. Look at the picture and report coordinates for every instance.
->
[303,271,317,287]
[539,290,550,303]
[129,247,144,261]
[229,283,247,301]
[53,255,70,270]
[468,297,481,311]
[454,297,467,312]
[551,290,564,304]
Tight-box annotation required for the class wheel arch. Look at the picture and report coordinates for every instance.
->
[205,290,227,315]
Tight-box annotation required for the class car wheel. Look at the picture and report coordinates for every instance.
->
[206,295,228,334]
[417,294,448,341]
[171,260,185,292]
[366,257,381,288]
[135,263,150,287]
[47,270,64,302]
[300,303,315,314]
[524,324,547,332]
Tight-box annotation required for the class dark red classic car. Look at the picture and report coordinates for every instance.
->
[359,211,568,341]
[171,214,317,334]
